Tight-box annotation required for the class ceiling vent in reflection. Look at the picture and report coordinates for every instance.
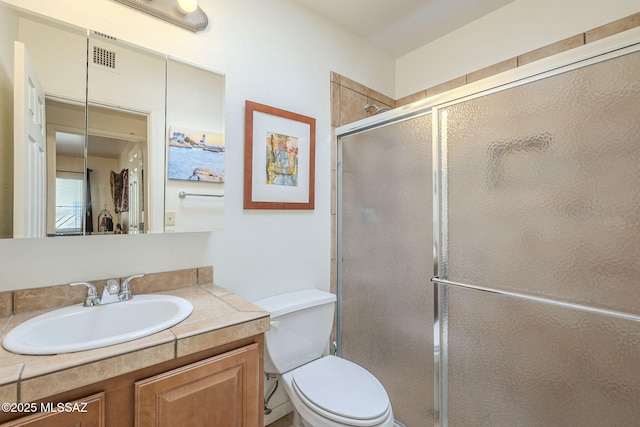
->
[93,46,116,70]
[93,31,117,41]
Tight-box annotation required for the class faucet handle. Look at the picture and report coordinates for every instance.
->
[69,281,100,307]
[120,274,144,301]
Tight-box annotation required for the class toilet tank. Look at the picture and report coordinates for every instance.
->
[253,289,336,374]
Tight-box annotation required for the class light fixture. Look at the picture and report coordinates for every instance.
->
[112,0,208,33]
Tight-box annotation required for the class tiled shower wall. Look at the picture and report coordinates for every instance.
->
[329,11,640,302]
[329,73,394,300]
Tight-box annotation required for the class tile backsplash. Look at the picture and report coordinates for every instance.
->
[0,294,11,318]
[0,266,214,316]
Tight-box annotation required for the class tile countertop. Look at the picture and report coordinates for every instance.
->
[0,285,270,403]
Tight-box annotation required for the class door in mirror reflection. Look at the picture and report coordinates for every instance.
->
[13,42,46,239]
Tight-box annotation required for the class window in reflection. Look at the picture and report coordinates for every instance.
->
[54,173,83,234]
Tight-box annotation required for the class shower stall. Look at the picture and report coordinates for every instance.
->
[336,30,640,427]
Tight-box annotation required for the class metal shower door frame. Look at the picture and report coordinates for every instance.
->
[336,26,640,427]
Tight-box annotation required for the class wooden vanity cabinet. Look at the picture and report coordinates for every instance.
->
[0,336,263,427]
[1,393,106,427]
[135,344,260,427]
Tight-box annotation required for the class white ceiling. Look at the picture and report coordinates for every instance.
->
[56,132,130,159]
[292,0,516,58]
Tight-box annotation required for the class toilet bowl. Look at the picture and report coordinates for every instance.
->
[253,289,394,427]
[281,355,394,427]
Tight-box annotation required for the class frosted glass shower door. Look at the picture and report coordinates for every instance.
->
[441,48,640,426]
[338,113,433,427]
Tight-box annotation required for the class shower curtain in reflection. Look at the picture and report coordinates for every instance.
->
[338,113,434,426]
[338,43,640,426]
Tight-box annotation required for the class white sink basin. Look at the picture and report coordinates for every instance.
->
[2,294,193,355]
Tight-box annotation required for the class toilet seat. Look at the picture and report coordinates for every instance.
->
[290,356,391,426]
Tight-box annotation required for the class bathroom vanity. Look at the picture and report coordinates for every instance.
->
[0,269,269,426]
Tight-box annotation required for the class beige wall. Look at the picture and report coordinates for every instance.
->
[396,0,640,98]
[396,12,640,106]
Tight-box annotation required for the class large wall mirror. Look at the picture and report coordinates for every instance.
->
[0,1,225,239]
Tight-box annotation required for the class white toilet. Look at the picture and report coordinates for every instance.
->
[253,289,394,427]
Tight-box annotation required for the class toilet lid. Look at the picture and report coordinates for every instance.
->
[291,356,390,424]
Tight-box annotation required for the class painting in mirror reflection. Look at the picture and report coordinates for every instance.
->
[167,125,224,183]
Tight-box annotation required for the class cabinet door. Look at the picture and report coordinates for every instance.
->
[1,393,105,427]
[135,343,260,427]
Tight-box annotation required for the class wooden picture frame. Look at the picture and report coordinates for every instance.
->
[244,101,315,210]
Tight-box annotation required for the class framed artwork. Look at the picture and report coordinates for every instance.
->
[167,125,225,182]
[244,101,315,209]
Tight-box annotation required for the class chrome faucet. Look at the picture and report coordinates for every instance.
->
[100,279,122,304]
[69,274,145,307]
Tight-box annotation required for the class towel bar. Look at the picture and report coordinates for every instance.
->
[178,191,224,199]
[431,276,640,323]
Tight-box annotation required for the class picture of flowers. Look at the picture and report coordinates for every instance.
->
[265,132,299,187]
[168,125,225,182]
